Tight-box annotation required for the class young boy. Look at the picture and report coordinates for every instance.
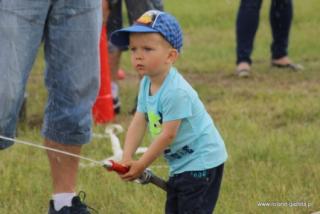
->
[110,10,228,213]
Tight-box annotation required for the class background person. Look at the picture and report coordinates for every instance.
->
[235,0,302,77]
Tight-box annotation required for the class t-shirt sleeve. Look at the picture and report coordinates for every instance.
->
[137,77,147,113]
[161,88,192,122]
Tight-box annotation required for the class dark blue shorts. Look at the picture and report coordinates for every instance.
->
[165,164,224,214]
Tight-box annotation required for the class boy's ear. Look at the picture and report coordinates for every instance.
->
[167,48,179,64]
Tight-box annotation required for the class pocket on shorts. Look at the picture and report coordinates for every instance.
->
[0,0,48,23]
[0,0,38,9]
[57,0,100,21]
[63,0,100,10]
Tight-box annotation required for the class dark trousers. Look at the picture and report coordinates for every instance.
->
[107,0,163,38]
[236,0,293,64]
[165,164,224,214]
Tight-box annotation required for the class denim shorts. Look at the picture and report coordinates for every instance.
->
[0,0,102,149]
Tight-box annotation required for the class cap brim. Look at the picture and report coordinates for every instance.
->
[110,25,158,48]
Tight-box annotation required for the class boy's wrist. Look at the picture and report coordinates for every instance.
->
[137,159,148,170]
[122,153,133,162]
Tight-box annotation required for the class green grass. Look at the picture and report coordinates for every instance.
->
[1,0,320,213]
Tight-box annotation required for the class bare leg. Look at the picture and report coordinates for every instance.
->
[109,50,122,81]
[109,50,122,113]
[45,139,81,193]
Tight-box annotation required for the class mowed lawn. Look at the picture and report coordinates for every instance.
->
[1,0,320,213]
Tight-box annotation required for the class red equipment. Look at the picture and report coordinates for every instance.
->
[93,25,114,123]
[103,160,168,192]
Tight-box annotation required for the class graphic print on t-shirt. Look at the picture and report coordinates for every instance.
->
[147,111,162,138]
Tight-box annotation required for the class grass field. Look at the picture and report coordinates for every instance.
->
[1,0,320,213]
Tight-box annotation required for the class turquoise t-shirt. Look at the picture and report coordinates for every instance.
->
[137,67,228,175]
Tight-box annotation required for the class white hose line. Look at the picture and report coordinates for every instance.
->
[0,135,103,166]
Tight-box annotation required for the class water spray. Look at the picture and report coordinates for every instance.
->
[0,135,167,192]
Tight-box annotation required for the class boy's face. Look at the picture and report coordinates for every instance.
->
[129,32,177,77]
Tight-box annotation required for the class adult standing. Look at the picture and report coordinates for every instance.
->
[235,0,302,77]
[0,0,101,213]
[106,0,164,113]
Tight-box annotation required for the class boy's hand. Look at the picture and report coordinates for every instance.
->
[120,160,146,181]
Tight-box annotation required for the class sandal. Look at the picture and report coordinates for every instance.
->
[235,62,251,77]
[271,62,304,71]
[236,68,250,77]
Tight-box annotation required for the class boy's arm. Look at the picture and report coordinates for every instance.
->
[122,112,147,162]
[121,119,181,181]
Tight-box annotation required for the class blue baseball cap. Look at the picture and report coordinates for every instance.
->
[110,10,183,52]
